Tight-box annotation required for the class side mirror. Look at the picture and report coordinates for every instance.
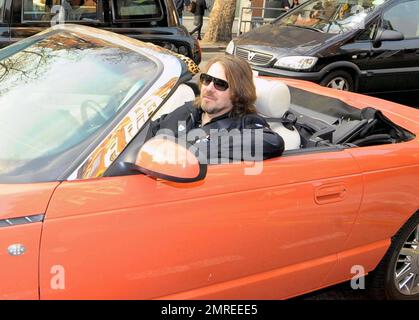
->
[131,136,207,183]
[373,28,404,48]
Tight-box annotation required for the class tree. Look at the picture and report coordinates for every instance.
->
[203,0,237,42]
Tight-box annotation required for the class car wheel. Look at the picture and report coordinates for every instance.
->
[320,70,354,91]
[369,211,419,300]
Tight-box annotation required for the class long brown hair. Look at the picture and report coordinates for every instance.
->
[195,55,257,117]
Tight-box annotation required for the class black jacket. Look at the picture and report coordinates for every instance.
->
[194,0,207,16]
[174,0,190,17]
[279,0,290,8]
[149,102,284,162]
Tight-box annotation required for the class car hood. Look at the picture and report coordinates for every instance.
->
[0,182,59,220]
[235,24,337,57]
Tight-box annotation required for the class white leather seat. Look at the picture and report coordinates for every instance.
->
[153,83,195,119]
[254,78,301,150]
[350,4,364,14]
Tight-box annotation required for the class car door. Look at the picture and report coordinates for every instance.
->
[363,0,419,93]
[338,17,379,93]
[0,182,59,299]
[9,0,110,43]
[39,143,363,299]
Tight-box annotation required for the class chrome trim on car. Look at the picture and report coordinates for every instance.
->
[236,47,273,66]
[0,214,44,228]
[8,244,26,256]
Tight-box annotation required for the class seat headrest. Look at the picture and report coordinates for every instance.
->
[350,4,364,14]
[254,78,291,118]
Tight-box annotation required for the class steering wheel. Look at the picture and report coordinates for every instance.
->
[81,100,108,129]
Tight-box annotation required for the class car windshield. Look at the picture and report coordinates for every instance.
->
[276,0,388,34]
[0,31,158,182]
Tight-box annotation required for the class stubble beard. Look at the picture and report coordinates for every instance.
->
[201,96,222,115]
[202,103,223,115]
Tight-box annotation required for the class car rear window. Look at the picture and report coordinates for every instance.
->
[112,0,164,21]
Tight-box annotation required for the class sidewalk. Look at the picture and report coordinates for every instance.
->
[199,41,228,52]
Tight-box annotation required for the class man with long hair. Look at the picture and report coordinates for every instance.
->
[149,55,284,162]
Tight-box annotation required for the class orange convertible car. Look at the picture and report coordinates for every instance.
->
[0,25,418,300]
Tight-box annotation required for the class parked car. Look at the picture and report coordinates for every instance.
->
[0,24,418,300]
[227,0,419,93]
[0,0,201,63]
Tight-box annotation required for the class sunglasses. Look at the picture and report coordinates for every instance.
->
[199,73,229,91]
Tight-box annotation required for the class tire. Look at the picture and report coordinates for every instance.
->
[320,70,354,92]
[368,211,419,300]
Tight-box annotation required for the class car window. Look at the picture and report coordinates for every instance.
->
[357,19,379,40]
[22,0,104,22]
[112,0,163,21]
[0,31,159,183]
[382,0,419,38]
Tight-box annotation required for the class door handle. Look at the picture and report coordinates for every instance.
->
[314,183,347,204]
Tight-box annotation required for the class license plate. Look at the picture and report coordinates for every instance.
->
[252,70,259,77]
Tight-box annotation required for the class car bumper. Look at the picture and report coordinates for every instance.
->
[251,65,324,82]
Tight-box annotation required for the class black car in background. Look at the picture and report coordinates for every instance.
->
[0,0,201,63]
[227,0,419,93]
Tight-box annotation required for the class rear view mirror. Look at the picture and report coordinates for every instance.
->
[374,28,404,48]
[132,136,207,183]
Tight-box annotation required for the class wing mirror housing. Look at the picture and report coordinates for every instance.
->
[373,28,404,48]
[131,136,207,183]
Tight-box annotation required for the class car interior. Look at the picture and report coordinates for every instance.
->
[286,84,415,153]
[104,72,417,180]
[161,76,415,158]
